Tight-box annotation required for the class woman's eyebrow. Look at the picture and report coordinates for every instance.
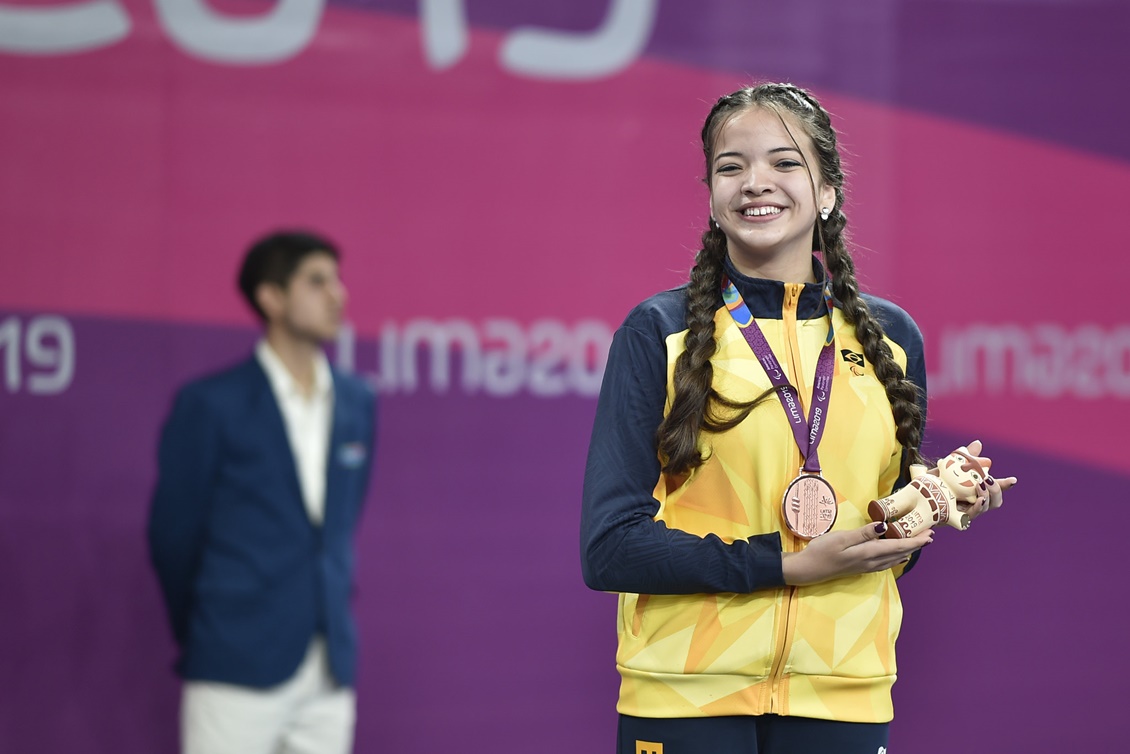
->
[714,146,802,162]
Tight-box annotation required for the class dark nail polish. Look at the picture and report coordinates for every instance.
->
[874,522,887,534]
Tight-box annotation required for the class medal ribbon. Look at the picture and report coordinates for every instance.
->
[721,276,836,474]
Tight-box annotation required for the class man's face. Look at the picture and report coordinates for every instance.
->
[266,253,347,344]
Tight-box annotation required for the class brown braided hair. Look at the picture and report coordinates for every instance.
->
[656,83,925,476]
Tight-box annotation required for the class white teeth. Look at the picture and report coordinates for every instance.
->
[743,206,782,217]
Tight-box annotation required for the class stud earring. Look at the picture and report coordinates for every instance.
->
[819,207,831,221]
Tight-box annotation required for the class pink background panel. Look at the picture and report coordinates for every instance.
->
[0,4,1120,474]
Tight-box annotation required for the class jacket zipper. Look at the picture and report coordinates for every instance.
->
[767,283,807,714]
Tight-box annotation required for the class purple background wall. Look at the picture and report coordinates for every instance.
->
[2,0,1128,750]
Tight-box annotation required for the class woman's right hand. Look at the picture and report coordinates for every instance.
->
[781,522,932,586]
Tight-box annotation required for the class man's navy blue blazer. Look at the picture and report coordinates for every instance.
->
[148,355,377,688]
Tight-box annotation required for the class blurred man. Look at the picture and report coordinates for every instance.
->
[148,230,377,754]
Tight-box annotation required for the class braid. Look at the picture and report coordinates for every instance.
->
[823,217,927,471]
[657,226,772,475]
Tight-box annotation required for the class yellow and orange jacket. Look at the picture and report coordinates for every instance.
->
[581,256,927,723]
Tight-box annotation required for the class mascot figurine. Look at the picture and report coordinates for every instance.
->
[868,442,1013,538]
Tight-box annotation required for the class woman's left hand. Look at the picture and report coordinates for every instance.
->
[959,439,1018,521]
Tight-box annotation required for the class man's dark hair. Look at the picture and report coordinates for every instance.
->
[237,230,340,321]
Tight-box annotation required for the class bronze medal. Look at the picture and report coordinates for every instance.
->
[782,473,838,539]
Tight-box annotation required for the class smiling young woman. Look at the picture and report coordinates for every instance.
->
[708,106,836,283]
[580,83,1015,754]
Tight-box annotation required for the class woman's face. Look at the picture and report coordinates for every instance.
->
[708,107,836,277]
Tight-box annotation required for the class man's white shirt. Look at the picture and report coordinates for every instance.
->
[256,339,333,526]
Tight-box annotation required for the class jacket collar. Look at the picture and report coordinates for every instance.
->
[722,253,833,320]
[255,339,333,403]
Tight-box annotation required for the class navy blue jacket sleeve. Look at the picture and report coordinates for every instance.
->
[580,314,785,595]
[365,389,378,498]
[147,384,221,645]
[865,294,929,576]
